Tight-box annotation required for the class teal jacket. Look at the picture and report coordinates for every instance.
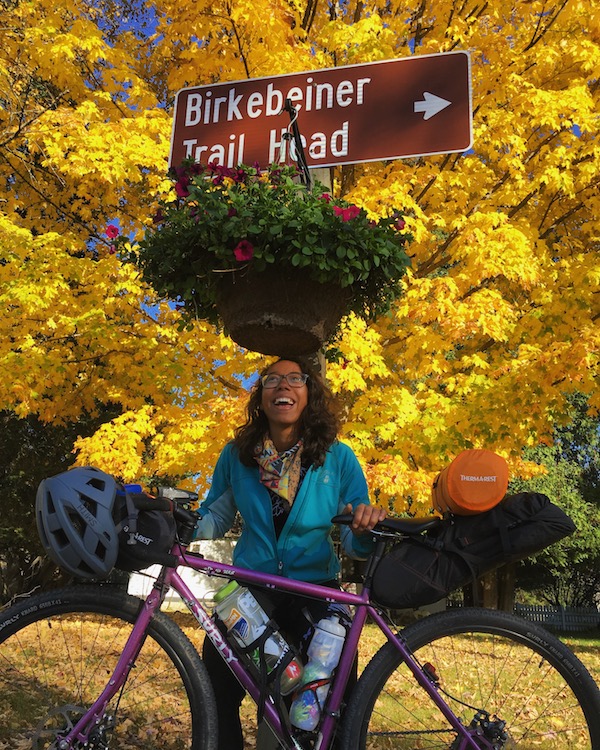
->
[194,441,374,582]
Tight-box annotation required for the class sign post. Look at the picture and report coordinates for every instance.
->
[169,51,472,169]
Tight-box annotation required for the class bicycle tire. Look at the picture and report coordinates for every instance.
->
[339,607,600,749]
[0,584,218,750]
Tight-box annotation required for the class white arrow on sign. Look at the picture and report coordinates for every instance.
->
[414,92,452,120]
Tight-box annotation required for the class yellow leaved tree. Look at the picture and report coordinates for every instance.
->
[0,0,598,519]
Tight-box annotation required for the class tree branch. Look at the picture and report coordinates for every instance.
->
[302,0,319,33]
[523,0,570,51]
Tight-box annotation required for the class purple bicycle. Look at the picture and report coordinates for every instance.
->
[1,499,599,749]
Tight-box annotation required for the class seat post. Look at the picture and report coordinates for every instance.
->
[362,534,389,589]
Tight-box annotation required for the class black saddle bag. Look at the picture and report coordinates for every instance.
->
[371,492,576,610]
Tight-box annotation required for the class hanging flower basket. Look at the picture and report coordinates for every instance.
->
[120,162,412,353]
[216,265,352,356]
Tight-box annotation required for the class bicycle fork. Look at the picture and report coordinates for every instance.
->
[52,586,164,749]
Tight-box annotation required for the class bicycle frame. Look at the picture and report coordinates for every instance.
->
[60,544,491,750]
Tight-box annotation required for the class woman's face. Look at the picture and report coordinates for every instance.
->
[260,360,309,432]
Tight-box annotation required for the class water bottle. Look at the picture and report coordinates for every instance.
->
[213,581,303,695]
[289,616,346,730]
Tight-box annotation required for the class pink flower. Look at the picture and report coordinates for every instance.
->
[320,193,332,203]
[334,205,361,222]
[105,224,119,239]
[233,240,254,262]
[395,218,406,231]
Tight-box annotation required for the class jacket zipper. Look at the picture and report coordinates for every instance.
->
[276,470,311,578]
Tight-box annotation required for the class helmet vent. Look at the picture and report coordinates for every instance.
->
[87,477,106,491]
[95,540,107,562]
[67,508,86,538]
[80,496,98,517]
[52,527,70,548]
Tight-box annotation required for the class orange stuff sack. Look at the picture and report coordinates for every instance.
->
[432,449,509,516]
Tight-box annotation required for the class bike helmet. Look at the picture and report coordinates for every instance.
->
[36,467,120,580]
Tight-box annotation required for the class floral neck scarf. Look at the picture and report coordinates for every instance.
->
[254,436,304,504]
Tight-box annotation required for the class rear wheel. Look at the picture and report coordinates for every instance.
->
[340,607,600,749]
[0,585,217,750]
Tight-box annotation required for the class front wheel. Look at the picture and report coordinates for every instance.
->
[0,585,217,750]
[340,607,600,749]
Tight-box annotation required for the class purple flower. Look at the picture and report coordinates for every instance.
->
[175,178,190,198]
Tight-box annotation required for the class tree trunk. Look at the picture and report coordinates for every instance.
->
[498,563,516,612]
[462,564,516,611]
[481,570,499,609]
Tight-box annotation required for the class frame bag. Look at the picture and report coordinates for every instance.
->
[371,492,576,610]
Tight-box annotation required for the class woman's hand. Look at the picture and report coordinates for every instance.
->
[344,503,386,535]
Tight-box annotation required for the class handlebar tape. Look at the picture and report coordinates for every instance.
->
[128,492,173,513]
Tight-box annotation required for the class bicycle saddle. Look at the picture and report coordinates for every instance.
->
[332,514,442,535]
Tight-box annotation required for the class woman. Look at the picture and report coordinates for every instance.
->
[195,357,385,748]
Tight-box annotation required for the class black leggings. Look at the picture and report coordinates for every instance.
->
[202,582,357,750]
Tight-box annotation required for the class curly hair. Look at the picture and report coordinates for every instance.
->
[233,357,340,468]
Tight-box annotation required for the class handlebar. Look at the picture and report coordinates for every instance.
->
[129,493,442,565]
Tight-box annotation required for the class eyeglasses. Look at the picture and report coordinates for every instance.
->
[261,372,309,389]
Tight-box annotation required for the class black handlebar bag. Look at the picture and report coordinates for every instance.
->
[371,492,575,610]
[115,490,178,572]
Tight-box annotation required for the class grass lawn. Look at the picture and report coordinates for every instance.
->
[562,631,600,682]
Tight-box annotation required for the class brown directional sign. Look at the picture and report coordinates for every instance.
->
[169,51,472,169]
